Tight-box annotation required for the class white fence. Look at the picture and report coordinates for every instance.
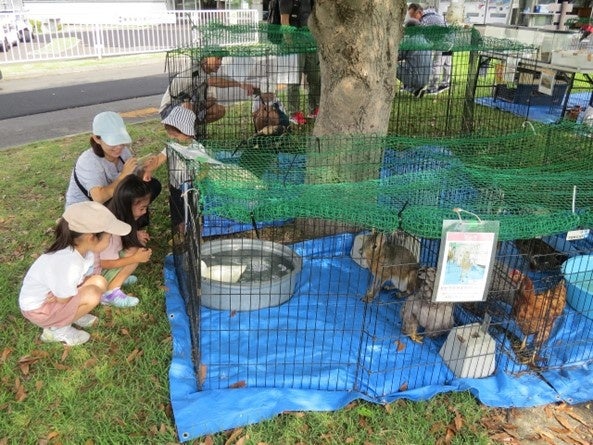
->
[0,9,259,64]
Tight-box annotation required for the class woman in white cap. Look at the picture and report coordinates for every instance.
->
[19,202,132,346]
[64,111,162,229]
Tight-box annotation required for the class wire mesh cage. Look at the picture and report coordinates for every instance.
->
[164,23,593,397]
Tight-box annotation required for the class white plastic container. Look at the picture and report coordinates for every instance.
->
[439,323,496,379]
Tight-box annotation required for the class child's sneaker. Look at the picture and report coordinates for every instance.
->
[41,325,90,346]
[122,275,138,287]
[73,314,98,328]
[289,111,306,125]
[307,107,319,119]
[101,288,139,308]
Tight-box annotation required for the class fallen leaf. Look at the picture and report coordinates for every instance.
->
[121,328,129,336]
[203,435,214,445]
[489,432,519,444]
[35,381,43,391]
[229,381,246,389]
[17,354,44,376]
[0,348,12,364]
[84,358,97,368]
[453,411,463,431]
[537,430,557,445]
[53,363,69,371]
[61,348,70,362]
[399,382,408,392]
[395,340,405,351]
[549,426,570,434]
[224,427,244,445]
[501,427,519,438]
[46,431,60,441]
[14,377,26,402]
[126,349,142,363]
[556,402,569,411]
[384,403,392,414]
[566,410,588,427]
[230,310,237,318]
[345,438,355,444]
[553,412,574,431]
[565,434,590,445]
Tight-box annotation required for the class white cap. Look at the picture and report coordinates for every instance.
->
[161,106,196,137]
[63,202,131,236]
[92,111,132,146]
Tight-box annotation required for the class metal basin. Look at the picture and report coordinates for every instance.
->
[200,238,302,311]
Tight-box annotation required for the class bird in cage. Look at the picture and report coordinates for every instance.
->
[401,266,455,343]
[361,230,419,302]
[509,269,567,360]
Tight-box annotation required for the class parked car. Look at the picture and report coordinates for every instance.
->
[13,12,34,42]
[0,25,17,51]
[0,11,34,45]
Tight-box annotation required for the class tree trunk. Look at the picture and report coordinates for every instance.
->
[308,0,406,136]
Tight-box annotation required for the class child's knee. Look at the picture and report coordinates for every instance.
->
[85,275,108,292]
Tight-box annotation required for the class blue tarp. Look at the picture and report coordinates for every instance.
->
[165,234,593,442]
[476,91,590,124]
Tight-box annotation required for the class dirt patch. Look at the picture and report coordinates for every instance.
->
[484,402,593,444]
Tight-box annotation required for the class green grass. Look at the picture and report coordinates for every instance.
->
[0,121,500,444]
[1,52,165,79]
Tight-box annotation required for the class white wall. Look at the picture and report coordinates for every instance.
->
[24,1,169,23]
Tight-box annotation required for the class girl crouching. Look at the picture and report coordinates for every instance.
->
[19,202,131,346]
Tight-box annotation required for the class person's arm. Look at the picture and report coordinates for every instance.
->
[100,247,152,270]
[278,0,292,25]
[140,149,167,182]
[88,157,138,203]
[207,76,255,95]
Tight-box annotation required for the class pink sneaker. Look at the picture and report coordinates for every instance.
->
[307,107,319,119]
[289,111,306,125]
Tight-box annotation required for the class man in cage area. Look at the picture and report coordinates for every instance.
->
[159,54,258,138]
[407,3,452,95]
[275,0,321,125]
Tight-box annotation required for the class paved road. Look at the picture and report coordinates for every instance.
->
[0,58,167,150]
[0,75,166,120]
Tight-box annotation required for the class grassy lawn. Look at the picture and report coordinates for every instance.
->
[0,123,502,443]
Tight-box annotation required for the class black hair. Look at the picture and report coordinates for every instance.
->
[90,136,106,157]
[108,174,151,249]
[46,218,104,253]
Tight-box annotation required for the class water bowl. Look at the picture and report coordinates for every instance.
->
[200,238,302,311]
[561,254,593,320]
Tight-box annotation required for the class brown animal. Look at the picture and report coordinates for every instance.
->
[361,231,419,302]
[509,269,567,352]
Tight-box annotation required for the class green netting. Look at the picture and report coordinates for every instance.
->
[179,22,537,57]
[181,122,593,241]
[166,24,591,241]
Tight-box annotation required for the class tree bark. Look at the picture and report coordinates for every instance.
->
[308,0,406,136]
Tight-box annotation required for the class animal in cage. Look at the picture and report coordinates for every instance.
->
[361,231,419,302]
[252,90,290,135]
[510,269,567,357]
[514,238,568,272]
[401,266,455,343]
[234,90,291,178]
